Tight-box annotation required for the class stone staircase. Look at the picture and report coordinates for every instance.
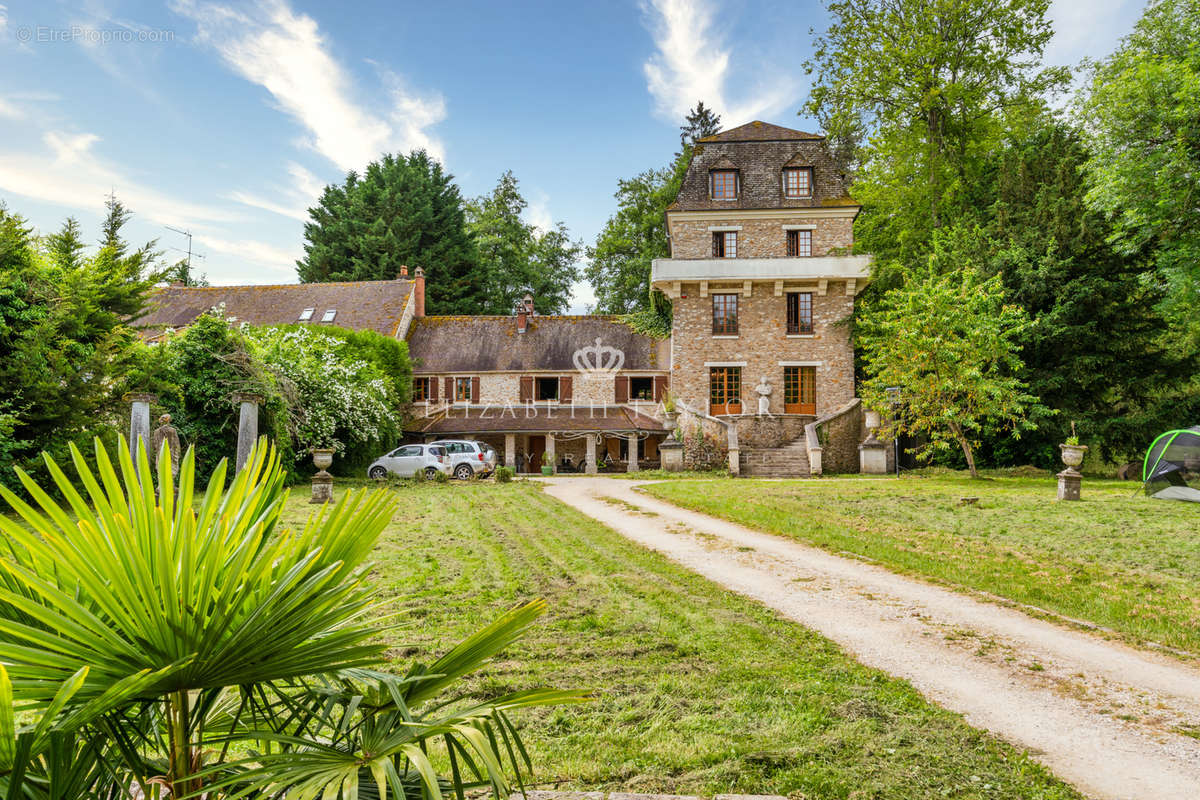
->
[739,436,811,478]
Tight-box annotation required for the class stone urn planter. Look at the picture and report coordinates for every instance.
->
[310,448,335,504]
[864,408,882,431]
[1059,443,1087,469]
[662,410,679,431]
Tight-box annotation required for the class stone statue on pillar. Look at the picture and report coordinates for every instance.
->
[150,414,181,478]
[755,376,772,416]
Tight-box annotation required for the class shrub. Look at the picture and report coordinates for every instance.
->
[496,465,515,483]
[433,468,450,484]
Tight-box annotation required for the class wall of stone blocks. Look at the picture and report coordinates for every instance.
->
[668,215,853,260]
[814,400,864,474]
[670,282,857,421]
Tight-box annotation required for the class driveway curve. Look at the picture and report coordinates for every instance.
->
[540,477,1200,800]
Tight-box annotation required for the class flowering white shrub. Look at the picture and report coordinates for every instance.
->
[247,326,401,458]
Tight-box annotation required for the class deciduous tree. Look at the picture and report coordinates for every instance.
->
[858,232,1039,477]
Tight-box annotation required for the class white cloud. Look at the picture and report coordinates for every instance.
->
[229,161,326,221]
[44,131,101,164]
[172,0,446,171]
[195,232,300,279]
[0,98,21,120]
[525,194,554,234]
[0,135,237,227]
[0,5,8,37]
[641,0,794,125]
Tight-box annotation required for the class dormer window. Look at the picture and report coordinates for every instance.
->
[298,307,315,321]
[321,309,337,323]
[783,167,812,198]
[710,170,738,200]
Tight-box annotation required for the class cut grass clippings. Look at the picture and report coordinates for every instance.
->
[643,474,1200,655]
[279,479,1082,799]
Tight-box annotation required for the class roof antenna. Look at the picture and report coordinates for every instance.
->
[164,225,207,280]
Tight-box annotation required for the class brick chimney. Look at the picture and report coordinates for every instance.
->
[523,293,534,315]
[413,267,425,317]
[516,304,528,334]
[398,265,408,278]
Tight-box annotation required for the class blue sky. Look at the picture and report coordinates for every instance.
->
[0,0,1147,311]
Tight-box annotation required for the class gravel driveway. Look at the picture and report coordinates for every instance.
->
[540,477,1200,800]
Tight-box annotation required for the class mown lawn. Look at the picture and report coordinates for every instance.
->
[281,479,1079,799]
[644,474,1200,654]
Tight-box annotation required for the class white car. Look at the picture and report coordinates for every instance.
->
[432,439,498,480]
[367,443,450,480]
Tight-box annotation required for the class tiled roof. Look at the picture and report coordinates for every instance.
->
[408,405,667,435]
[136,279,414,339]
[698,121,824,143]
[671,122,854,212]
[407,315,669,374]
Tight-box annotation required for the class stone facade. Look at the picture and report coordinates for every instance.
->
[413,371,667,408]
[668,213,854,260]
[668,283,856,420]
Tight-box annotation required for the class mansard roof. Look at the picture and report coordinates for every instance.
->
[672,121,855,212]
[136,279,414,340]
[406,315,669,374]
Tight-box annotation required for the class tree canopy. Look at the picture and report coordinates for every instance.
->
[465,171,582,315]
[296,151,482,314]
[1079,0,1200,344]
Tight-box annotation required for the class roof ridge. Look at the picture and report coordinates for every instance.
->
[154,278,413,291]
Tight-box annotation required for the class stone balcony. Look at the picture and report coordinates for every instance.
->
[650,254,873,298]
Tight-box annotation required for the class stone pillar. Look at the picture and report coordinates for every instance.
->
[126,393,157,462]
[586,434,598,475]
[626,433,639,472]
[310,449,334,504]
[858,434,889,475]
[505,433,517,470]
[726,424,740,477]
[232,393,262,473]
[545,434,556,474]
[659,439,684,472]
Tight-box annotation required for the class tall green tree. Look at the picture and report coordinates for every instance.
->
[1080,0,1200,344]
[297,151,482,314]
[465,171,581,314]
[679,101,721,149]
[858,232,1039,477]
[0,200,159,485]
[973,121,1195,465]
[805,0,1068,271]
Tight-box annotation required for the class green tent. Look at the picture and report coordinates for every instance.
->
[1142,426,1200,502]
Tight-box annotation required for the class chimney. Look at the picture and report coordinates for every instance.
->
[523,293,534,315]
[413,267,425,318]
[516,303,528,334]
[398,265,409,278]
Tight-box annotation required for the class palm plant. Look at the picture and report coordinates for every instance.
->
[0,437,585,799]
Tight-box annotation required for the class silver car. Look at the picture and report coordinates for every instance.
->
[367,443,450,480]
[432,439,498,480]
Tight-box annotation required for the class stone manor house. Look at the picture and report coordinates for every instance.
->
[140,121,874,477]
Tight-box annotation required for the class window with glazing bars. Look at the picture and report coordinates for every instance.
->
[783,167,812,198]
[787,292,813,334]
[783,366,816,414]
[712,293,738,334]
[709,367,741,412]
[454,377,472,402]
[413,377,429,401]
[786,229,812,257]
[712,230,737,258]
[711,170,737,199]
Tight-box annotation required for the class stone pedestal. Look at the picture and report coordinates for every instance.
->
[545,433,556,474]
[232,393,262,473]
[659,440,684,472]
[125,393,157,462]
[626,433,639,472]
[310,472,334,504]
[858,435,889,475]
[1057,468,1081,501]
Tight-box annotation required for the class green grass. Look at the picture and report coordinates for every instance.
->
[643,474,1200,654]
[281,479,1080,799]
